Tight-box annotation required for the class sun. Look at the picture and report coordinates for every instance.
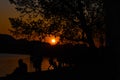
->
[51,39,56,43]
[51,38,56,45]
[44,35,60,45]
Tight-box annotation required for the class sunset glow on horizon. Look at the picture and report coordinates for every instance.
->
[51,38,56,43]
[50,38,57,45]
[44,35,60,45]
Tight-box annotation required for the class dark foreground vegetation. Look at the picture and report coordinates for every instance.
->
[0,34,105,80]
[0,63,105,80]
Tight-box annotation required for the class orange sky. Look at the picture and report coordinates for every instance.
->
[0,0,18,34]
[0,0,105,48]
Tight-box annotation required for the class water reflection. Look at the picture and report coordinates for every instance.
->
[0,53,50,77]
[0,53,72,77]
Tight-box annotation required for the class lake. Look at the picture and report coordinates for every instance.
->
[0,53,50,77]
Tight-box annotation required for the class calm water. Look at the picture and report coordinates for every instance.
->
[0,53,50,77]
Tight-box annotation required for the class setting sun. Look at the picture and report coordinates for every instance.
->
[44,35,60,45]
[51,39,56,43]
[50,38,56,45]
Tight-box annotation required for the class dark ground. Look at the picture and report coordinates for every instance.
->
[0,47,105,80]
[0,65,104,80]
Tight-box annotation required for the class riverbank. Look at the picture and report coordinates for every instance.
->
[0,64,105,80]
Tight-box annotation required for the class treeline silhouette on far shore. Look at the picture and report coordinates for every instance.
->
[0,34,104,60]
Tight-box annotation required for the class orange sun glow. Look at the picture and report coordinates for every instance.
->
[51,39,56,43]
[44,35,60,45]
[50,38,57,45]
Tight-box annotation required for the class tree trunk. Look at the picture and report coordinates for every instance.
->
[77,0,95,48]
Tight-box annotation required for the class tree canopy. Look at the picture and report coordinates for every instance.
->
[9,0,105,48]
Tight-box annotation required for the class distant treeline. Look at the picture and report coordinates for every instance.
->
[0,34,104,62]
[0,34,51,55]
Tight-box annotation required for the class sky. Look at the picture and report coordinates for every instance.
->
[0,0,105,47]
[0,0,18,34]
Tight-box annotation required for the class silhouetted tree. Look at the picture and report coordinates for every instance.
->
[30,55,43,72]
[29,41,43,72]
[9,0,105,47]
